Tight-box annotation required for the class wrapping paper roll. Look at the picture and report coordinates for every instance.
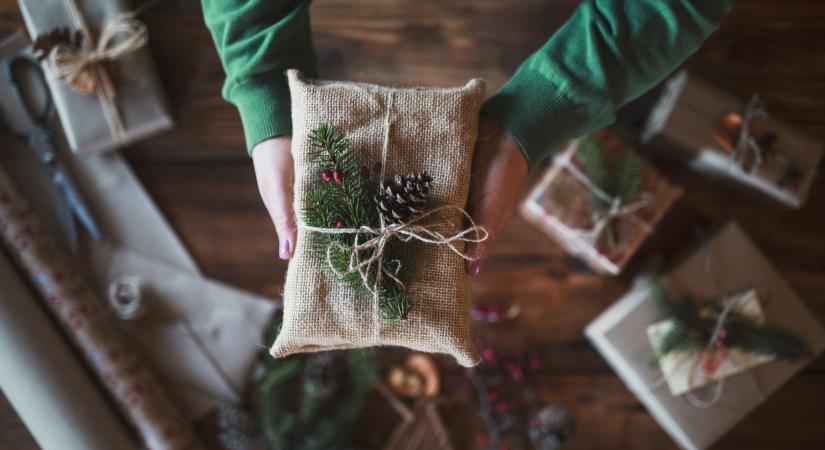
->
[0,163,201,450]
[0,251,137,450]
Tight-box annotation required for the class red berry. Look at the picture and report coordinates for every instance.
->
[505,361,524,381]
[321,170,332,182]
[333,171,343,184]
[359,166,370,178]
[482,347,497,362]
[335,220,344,228]
[497,401,509,413]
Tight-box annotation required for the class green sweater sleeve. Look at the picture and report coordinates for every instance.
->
[201,0,317,152]
[482,0,736,169]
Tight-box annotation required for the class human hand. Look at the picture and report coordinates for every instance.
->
[465,115,529,276]
[252,135,296,260]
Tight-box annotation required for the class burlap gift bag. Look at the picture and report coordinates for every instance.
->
[270,70,486,366]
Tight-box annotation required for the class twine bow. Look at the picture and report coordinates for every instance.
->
[558,151,653,249]
[301,205,488,300]
[714,95,770,174]
[43,0,152,145]
[646,247,768,409]
[48,14,148,96]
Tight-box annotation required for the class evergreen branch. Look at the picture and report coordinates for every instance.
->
[302,123,413,323]
[576,136,612,210]
[724,321,813,361]
[615,153,645,201]
[647,278,812,362]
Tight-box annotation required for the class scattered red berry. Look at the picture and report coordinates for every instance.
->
[359,166,370,178]
[482,347,497,363]
[321,170,332,182]
[497,401,509,413]
[332,170,343,184]
[505,361,524,381]
[335,220,344,228]
[528,352,542,370]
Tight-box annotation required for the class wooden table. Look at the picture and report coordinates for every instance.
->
[1,1,824,449]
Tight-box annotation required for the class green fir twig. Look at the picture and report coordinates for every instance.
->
[576,135,646,249]
[646,277,812,362]
[302,123,412,322]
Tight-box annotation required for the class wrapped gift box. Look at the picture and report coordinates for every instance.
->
[642,70,823,208]
[520,131,682,275]
[647,289,775,397]
[18,0,173,154]
[586,222,825,450]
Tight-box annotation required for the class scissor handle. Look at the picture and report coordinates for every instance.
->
[5,55,53,126]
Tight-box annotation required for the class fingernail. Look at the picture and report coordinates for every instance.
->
[279,239,291,260]
[471,259,484,277]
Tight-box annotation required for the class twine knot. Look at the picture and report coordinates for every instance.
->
[558,151,654,248]
[48,14,148,96]
[301,205,488,300]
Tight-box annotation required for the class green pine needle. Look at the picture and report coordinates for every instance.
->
[615,153,645,201]
[576,136,612,210]
[646,278,812,362]
[303,123,414,323]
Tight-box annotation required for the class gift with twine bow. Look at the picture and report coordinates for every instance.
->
[712,95,806,191]
[642,69,823,208]
[586,223,825,450]
[271,70,486,367]
[521,132,682,275]
[18,0,173,154]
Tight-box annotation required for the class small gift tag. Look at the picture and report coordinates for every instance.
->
[647,290,774,396]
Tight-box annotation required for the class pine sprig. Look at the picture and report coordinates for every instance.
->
[575,135,646,250]
[576,135,645,208]
[646,278,812,362]
[576,136,612,210]
[302,123,412,322]
[255,313,377,450]
[615,154,645,201]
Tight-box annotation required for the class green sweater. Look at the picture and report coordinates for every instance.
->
[202,0,735,168]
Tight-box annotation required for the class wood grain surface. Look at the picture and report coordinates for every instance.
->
[1,1,824,449]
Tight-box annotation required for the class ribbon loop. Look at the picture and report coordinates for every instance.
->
[48,15,148,94]
[302,205,488,300]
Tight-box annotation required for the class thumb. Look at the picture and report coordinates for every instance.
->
[252,136,297,260]
[465,117,528,276]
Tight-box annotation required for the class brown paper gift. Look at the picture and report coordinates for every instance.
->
[17,0,172,154]
[271,70,485,367]
[642,70,823,208]
[520,131,682,275]
[586,222,825,450]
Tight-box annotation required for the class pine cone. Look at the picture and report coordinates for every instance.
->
[375,171,432,225]
[32,27,84,61]
[528,405,575,450]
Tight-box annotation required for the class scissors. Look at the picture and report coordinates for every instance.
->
[3,55,102,249]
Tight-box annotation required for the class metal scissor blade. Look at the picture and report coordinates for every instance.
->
[52,170,103,242]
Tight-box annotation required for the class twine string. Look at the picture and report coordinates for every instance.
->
[647,243,768,408]
[301,205,489,301]
[46,0,151,144]
[557,150,654,247]
[729,95,769,174]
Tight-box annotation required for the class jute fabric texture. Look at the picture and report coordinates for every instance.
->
[270,70,485,366]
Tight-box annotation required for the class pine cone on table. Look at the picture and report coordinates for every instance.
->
[528,405,575,450]
[375,171,433,225]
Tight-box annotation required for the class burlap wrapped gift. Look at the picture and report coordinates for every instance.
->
[270,70,485,367]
